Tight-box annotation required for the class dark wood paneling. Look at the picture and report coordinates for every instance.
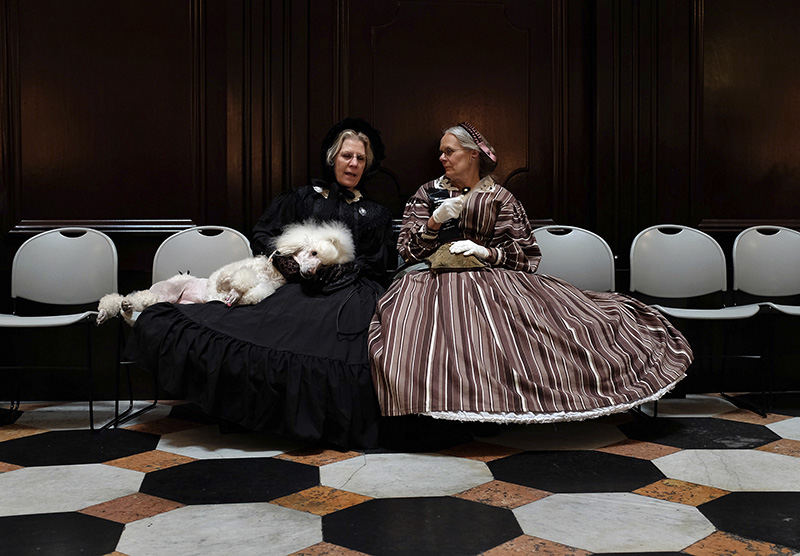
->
[595,0,698,263]
[655,0,695,227]
[346,0,561,222]
[700,0,800,232]
[1,0,20,239]
[14,0,201,230]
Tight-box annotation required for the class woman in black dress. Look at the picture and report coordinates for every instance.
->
[133,118,394,448]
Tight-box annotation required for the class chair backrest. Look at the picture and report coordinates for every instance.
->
[534,225,615,291]
[629,225,727,298]
[12,227,118,304]
[152,226,252,282]
[733,225,800,296]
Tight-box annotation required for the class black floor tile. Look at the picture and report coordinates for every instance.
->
[489,450,665,492]
[741,391,800,417]
[0,429,159,466]
[0,407,22,425]
[323,496,522,555]
[698,492,800,550]
[140,457,319,504]
[619,417,781,449]
[0,512,123,556]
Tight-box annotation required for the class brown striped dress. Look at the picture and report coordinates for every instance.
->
[368,176,693,423]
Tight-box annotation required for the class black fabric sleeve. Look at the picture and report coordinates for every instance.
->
[356,206,395,283]
[250,191,301,256]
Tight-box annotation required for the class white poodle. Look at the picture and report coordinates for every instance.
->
[97,220,355,325]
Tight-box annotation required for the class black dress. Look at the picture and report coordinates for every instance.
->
[132,182,394,448]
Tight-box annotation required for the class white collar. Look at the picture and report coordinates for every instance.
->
[312,185,363,203]
[434,175,497,193]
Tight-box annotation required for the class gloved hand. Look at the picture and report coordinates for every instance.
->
[271,254,301,282]
[304,261,360,293]
[431,196,464,224]
[449,239,489,260]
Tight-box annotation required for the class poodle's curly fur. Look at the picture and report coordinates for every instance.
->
[97,220,355,325]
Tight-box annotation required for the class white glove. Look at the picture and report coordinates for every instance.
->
[431,196,464,223]
[449,239,489,260]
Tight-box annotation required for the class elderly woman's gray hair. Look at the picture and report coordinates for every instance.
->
[325,129,374,170]
[443,125,498,178]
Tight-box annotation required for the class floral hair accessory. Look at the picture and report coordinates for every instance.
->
[458,121,497,163]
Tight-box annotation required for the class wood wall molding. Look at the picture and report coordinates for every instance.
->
[191,0,206,226]
[690,0,704,226]
[2,0,208,237]
[0,0,20,236]
[9,219,196,235]
[551,0,567,222]
[699,219,800,233]
[594,0,701,261]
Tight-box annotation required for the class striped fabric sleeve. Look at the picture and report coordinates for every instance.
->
[489,197,541,272]
[397,183,441,262]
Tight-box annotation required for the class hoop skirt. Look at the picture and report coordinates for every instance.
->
[132,278,383,448]
[369,269,692,422]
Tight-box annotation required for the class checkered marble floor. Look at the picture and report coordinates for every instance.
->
[1,394,799,555]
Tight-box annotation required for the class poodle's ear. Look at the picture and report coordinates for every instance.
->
[274,222,310,254]
[322,221,355,263]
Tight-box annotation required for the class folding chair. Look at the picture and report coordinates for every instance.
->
[534,225,616,291]
[732,225,800,408]
[0,228,118,429]
[107,226,252,428]
[629,225,762,415]
[733,225,800,314]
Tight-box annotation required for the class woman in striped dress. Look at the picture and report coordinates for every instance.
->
[368,123,692,423]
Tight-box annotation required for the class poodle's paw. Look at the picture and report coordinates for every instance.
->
[96,293,124,325]
[224,290,241,307]
[96,309,112,325]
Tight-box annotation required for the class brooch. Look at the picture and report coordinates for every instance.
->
[358,207,367,216]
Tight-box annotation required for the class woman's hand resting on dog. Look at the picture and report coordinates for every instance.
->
[271,254,302,282]
[304,261,360,293]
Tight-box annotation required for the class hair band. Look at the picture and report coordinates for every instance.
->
[458,121,497,163]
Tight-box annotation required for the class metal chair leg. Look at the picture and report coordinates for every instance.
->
[717,320,767,418]
[87,321,95,431]
[101,321,158,429]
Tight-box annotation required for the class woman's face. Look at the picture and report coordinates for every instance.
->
[334,137,367,189]
[439,133,478,187]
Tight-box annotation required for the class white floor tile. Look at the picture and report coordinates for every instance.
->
[117,503,321,556]
[654,449,800,491]
[156,425,301,459]
[16,401,170,430]
[0,464,143,516]
[767,416,800,441]
[513,492,714,553]
[320,452,492,498]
